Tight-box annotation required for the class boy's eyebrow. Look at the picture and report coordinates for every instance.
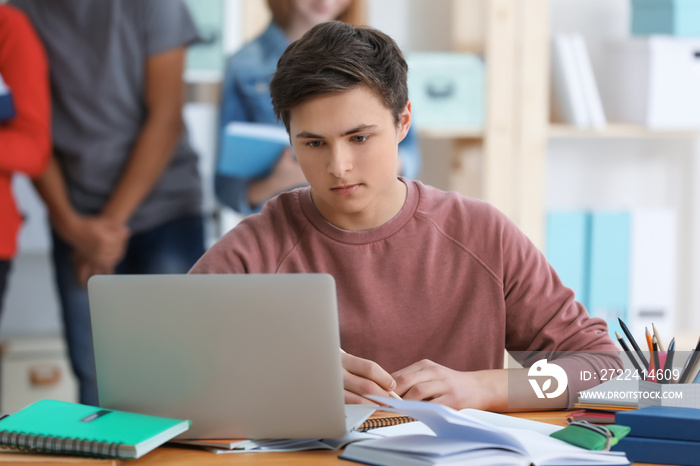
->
[294,124,377,140]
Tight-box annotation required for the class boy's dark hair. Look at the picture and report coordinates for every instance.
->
[270,21,409,131]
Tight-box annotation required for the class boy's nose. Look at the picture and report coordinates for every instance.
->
[327,145,353,177]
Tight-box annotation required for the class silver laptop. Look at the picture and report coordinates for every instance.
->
[87,273,348,440]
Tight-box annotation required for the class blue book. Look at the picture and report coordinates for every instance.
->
[611,437,700,466]
[218,122,289,178]
[546,210,591,310]
[588,211,630,337]
[0,72,15,122]
[614,406,700,442]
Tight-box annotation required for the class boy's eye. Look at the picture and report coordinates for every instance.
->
[351,135,369,143]
[306,140,323,148]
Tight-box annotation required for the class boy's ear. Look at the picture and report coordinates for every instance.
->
[397,99,412,142]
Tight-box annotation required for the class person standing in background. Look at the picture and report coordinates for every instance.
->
[11,0,206,406]
[216,0,422,215]
[0,4,50,322]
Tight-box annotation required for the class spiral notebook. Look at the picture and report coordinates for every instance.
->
[0,399,190,459]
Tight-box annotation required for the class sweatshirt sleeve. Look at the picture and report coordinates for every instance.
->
[0,5,51,177]
[497,209,622,407]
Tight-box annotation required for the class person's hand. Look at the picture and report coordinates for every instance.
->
[65,215,130,271]
[342,351,399,405]
[270,147,307,190]
[72,253,116,287]
[392,359,496,410]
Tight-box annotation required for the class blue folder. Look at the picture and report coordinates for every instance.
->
[0,73,14,122]
[588,211,630,337]
[218,122,290,178]
[546,211,591,310]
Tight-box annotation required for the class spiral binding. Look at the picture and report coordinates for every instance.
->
[0,430,123,457]
[357,415,416,432]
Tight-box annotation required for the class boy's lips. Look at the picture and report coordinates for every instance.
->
[331,183,361,195]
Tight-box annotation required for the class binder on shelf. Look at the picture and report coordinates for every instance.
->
[570,34,607,128]
[588,212,630,337]
[627,209,676,340]
[0,399,190,459]
[546,210,591,310]
[551,34,589,127]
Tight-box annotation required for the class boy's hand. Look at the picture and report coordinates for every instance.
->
[392,359,496,410]
[341,351,398,404]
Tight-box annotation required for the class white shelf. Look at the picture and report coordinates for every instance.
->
[549,123,700,139]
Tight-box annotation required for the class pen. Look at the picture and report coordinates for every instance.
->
[652,323,666,352]
[645,327,654,373]
[618,318,649,369]
[615,331,644,378]
[652,336,661,383]
[340,349,402,400]
[663,337,676,382]
[679,336,700,384]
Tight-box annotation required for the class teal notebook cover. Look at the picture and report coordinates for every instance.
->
[546,210,591,310]
[218,121,290,178]
[588,211,630,337]
[0,399,190,458]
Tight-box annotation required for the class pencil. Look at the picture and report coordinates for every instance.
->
[663,337,676,382]
[679,336,700,384]
[615,331,644,377]
[652,323,666,352]
[645,327,654,372]
[340,349,402,400]
[618,318,649,369]
[652,336,661,383]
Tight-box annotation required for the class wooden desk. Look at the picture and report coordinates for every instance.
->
[126,411,574,466]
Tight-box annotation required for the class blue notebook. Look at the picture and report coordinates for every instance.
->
[0,72,15,122]
[611,437,700,466]
[218,122,290,178]
[614,406,700,442]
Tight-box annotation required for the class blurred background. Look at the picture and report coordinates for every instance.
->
[2,0,698,410]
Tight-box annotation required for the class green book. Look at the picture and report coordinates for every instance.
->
[0,399,190,459]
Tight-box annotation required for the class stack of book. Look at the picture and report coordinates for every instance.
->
[612,406,700,466]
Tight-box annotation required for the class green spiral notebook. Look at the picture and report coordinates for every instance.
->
[0,399,190,459]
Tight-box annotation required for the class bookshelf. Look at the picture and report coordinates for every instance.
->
[439,0,550,248]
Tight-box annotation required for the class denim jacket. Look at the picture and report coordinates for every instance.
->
[216,21,422,214]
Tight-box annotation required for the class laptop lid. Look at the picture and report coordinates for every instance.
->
[87,273,347,440]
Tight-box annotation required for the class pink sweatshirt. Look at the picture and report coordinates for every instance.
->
[190,179,620,406]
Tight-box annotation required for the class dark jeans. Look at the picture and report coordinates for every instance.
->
[0,260,10,320]
[51,215,205,406]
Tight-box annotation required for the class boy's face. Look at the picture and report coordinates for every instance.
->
[289,86,411,231]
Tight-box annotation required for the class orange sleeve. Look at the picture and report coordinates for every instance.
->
[0,5,51,178]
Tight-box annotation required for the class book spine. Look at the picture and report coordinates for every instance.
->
[0,430,123,457]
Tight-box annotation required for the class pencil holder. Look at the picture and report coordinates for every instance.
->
[638,380,700,409]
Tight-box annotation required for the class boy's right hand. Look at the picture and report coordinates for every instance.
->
[341,351,398,404]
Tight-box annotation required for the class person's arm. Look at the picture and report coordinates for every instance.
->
[99,46,187,224]
[341,351,401,405]
[0,7,50,177]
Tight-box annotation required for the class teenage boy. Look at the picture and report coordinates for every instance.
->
[190,21,621,411]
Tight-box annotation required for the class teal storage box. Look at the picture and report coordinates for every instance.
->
[406,53,485,131]
[632,0,700,36]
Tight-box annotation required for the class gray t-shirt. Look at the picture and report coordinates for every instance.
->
[11,0,202,232]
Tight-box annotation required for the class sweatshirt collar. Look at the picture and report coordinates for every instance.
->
[299,177,419,245]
